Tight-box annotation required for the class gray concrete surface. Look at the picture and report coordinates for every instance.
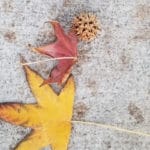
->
[0,0,150,149]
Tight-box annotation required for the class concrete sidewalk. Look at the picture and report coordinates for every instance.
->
[0,0,150,149]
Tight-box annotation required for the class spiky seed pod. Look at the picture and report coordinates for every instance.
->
[71,13,100,41]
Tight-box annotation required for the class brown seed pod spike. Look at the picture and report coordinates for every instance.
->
[71,13,100,41]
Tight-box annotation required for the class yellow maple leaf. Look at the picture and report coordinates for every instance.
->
[0,65,75,150]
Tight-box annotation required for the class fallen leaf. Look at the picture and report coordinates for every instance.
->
[33,21,78,86]
[0,65,75,150]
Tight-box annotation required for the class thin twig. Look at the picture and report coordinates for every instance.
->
[20,54,150,66]
[72,120,150,137]
[21,57,77,66]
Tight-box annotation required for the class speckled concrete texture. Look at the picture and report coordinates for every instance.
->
[0,0,150,149]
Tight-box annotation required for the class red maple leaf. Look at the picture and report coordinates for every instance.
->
[33,21,78,86]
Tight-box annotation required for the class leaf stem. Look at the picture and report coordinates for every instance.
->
[71,120,150,137]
